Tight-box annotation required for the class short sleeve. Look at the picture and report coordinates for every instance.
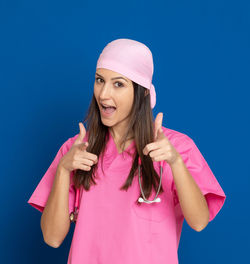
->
[171,137,226,222]
[27,138,76,215]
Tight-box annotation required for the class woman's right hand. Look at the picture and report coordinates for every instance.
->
[58,122,98,173]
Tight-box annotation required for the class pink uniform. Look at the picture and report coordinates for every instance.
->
[27,126,226,264]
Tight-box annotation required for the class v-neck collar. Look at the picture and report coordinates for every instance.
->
[108,129,136,155]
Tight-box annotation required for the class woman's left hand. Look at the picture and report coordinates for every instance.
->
[142,112,181,165]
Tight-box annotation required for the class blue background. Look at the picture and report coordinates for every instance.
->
[0,0,249,263]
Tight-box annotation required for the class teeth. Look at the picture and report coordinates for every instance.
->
[101,104,115,108]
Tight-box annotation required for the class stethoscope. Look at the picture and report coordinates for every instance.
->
[70,184,81,223]
[138,156,164,204]
[70,156,164,222]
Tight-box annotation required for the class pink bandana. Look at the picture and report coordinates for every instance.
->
[96,38,156,109]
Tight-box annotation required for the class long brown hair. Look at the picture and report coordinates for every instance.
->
[73,81,164,205]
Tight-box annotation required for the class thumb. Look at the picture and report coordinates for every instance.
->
[73,122,86,146]
[155,126,164,141]
[154,112,163,141]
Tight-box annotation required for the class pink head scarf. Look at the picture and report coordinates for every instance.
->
[96,38,156,109]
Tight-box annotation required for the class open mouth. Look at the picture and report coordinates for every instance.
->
[100,104,116,114]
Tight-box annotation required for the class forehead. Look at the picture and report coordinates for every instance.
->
[95,68,131,82]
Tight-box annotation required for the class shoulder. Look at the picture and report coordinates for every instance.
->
[161,125,193,143]
[161,125,195,152]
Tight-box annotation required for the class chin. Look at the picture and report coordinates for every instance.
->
[100,118,114,126]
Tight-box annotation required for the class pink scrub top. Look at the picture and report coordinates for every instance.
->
[27,126,226,264]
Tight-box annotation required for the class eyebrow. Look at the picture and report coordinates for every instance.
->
[95,73,128,83]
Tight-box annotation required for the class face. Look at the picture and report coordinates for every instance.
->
[94,68,134,134]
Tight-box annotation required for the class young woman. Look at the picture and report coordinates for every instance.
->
[27,38,226,264]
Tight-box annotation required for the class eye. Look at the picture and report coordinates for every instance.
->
[95,77,103,83]
[95,77,124,88]
[115,81,124,88]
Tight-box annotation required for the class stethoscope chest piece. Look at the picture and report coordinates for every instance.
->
[69,186,81,223]
[70,207,78,223]
[138,197,161,204]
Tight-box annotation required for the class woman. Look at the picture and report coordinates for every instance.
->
[27,38,226,264]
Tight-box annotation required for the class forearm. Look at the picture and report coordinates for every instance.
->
[169,155,209,231]
[40,165,71,247]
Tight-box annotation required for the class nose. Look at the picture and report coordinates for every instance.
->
[99,83,112,99]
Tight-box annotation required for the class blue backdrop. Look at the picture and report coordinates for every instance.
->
[0,0,249,263]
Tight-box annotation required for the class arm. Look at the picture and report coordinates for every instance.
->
[40,165,71,248]
[170,155,210,232]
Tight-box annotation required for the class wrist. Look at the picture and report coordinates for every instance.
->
[57,162,70,175]
[168,154,183,168]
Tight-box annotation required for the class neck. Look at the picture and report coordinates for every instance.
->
[109,127,134,142]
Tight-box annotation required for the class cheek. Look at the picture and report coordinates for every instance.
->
[93,85,98,95]
[119,92,133,113]
[93,86,101,101]
[127,90,134,108]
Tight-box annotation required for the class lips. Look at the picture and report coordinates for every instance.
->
[100,103,116,108]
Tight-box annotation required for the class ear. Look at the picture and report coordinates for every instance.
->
[144,89,149,96]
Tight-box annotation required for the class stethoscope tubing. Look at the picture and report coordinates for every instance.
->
[138,156,164,204]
